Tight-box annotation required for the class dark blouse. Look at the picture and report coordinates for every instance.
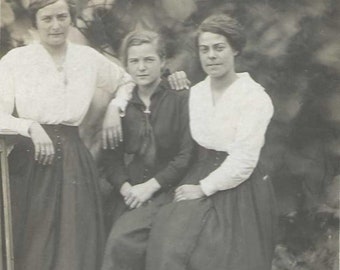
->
[101,80,194,192]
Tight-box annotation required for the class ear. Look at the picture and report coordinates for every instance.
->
[233,49,239,56]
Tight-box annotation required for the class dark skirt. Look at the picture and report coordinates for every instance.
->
[147,146,278,270]
[8,125,104,270]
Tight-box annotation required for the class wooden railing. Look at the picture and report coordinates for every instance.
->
[0,130,16,270]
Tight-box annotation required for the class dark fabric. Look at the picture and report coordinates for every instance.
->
[100,81,194,270]
[100,80,194,220]
[9,124,104,270]
[146,145,278,270]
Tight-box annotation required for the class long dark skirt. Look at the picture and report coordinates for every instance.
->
[8,125,104,270]
[146,146,278,270]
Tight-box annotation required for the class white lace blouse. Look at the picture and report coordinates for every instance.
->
[0,42,133,137]
[189,73,274,196]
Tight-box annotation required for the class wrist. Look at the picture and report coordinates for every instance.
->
[109,99,126,117]
[147,178,161,193]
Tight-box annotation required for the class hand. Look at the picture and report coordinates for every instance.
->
[168,71,191,90]
[120,182,132,198]
[174,184,205,202]
[29,122,55,165]
[102,103,122,149]
[124,179,161,209]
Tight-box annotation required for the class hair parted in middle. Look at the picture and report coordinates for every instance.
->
[120,30,167,67]
[197,13,246,54]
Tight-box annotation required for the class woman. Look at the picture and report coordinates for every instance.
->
[146,14,277,270]
[100,30,194,270]
[0,0,134,269]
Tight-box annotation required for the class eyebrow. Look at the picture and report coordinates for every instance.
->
[199,43,227,47]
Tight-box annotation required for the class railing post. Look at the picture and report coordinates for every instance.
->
[0,135,15,270]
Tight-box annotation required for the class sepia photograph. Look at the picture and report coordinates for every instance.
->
[0,0,339,269]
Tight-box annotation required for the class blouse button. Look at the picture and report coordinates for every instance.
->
[57,156,62,160]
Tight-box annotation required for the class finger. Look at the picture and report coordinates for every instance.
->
[107,130,115,149]
[136,201,143,208]
[113,129,119,148]
[168,75,176,90]
[34,143,40,161]
[125,193,135,206]
[185,79,191,89]
[102,131,108,149]
[173,75,180,90]
[178,71,186,89]
[38,144,45,164]
[175,195,186,202]
[118,125,123,142]
[46,144,55,165]
[42,143,52,165]
[41,146,49,165]
[129,198,140,209]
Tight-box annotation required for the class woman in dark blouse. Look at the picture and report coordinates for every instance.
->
[100,30,194,270]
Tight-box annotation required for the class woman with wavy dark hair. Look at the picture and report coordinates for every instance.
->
[146,14,277,270]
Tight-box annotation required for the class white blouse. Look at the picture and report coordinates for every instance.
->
[0,42,133,137]
[189,73,274,196]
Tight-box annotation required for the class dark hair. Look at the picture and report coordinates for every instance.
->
[29,0,76,28]
[120,30,166,67]
[197,14,246,54]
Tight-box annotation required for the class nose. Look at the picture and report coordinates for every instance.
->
[138,61,146,71]
[207,49,216,59]
[51,17,61,30]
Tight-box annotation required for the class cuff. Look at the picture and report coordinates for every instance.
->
[109,99,127,117]
[199,179,219,196]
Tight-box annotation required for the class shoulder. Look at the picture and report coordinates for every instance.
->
[162,80,190,100]
[191,77,209,93]
[2,44,37,61]
[239,73,273,107]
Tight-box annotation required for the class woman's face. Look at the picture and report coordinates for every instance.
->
[36,0,71,48]
[127,43,164,88]
[198,32,237,79]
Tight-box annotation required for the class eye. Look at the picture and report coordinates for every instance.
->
[57,14,69,21]
[215,45,226,52]
[41,17,52,23]
[128,59,138,64]
[145,58,155,63]
[199,46,208,54]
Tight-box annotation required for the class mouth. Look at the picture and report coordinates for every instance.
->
[137,75,149,78]
[207,63,221,67]
[49,33,64,37]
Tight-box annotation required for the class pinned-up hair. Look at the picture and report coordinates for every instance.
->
[198,14,246,54]
[28,0,76,28]
[120,30,166,67]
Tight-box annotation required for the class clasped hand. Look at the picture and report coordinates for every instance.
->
[120,179,161,209]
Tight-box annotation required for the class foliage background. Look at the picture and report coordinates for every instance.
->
[1,0,339,269]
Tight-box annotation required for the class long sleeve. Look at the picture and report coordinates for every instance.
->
[155,92,194,189]
[199,93,273,196]
[95,51,134,111]
[0,56,34,137]
[100,145,130,190]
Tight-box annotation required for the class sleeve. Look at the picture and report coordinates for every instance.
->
[99,145,130,190]
[154,92,195,190]
[95,51,134,112]
[0,55,34,137]
[199,92,274,196]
